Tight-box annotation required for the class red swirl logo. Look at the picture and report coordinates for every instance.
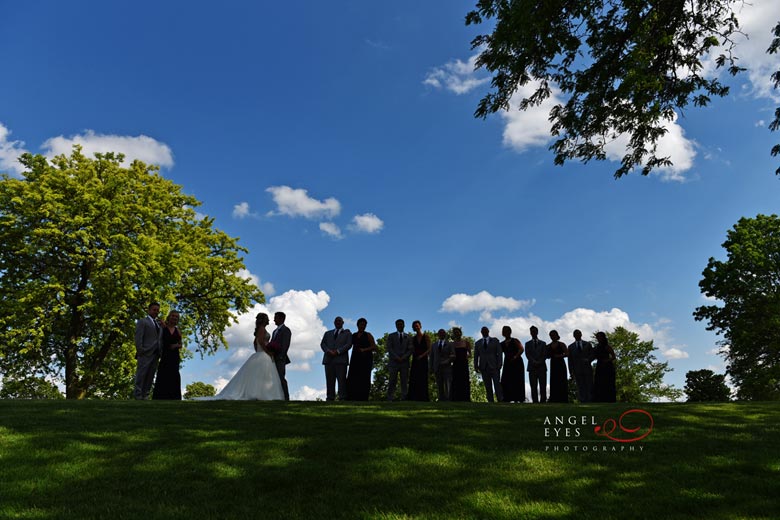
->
[594,409,654,443]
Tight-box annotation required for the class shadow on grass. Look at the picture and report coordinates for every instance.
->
[0,401,778,519]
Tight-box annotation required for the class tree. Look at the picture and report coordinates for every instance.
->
[183,381,216,400]
[0,376,64,399]
[0,146,263,399]
[684,369,731,401]
[694,215,780,400]
[466,1,779,177]
[601,326,682,402]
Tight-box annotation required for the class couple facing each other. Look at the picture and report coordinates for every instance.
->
[205,311,291,401]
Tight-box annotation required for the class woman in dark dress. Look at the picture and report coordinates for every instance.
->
[593,331,617,402]
[450,327,471,402]
[547,330,569,403]
[500,325,526,403]
[153,310,182,400]
[406,320,430,401]
[346,317,377,401]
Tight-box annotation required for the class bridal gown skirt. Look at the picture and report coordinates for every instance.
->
[204,351,284,401]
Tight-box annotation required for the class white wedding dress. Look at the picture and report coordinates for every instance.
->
[201,333,284,400]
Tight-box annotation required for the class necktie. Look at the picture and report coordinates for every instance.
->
[334,329,339,340]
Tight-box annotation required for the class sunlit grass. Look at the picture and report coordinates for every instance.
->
[0,401,778,519]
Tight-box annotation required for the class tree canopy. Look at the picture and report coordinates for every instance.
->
[0,147,263,399]
[467,0,779,177]
[684,369,731,401]
[694,214,780,400]
[603,326,682,401]
[183,381,217,400]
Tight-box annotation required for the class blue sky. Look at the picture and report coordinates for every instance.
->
[2,1,779,399]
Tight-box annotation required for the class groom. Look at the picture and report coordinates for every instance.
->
[271,311,291,400]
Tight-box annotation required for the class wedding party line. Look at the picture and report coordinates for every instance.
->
[134,303,618,403]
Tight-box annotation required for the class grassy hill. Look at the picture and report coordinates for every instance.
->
[1,401,778,519]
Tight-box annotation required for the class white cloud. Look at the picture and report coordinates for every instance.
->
[232,202,257,219]
[236,268,276,297]
[501,81,565,153]
[663,347,690,360]
[41,130,174,168]
[730,0,780,101]
[212,288,329,384]
[291,385,326,401]
[319,222,343,239]
[440,290,534,314]
[423,54,490,95]
[0,122,30,176]
[350,213,384,234]
[266,185,341,219]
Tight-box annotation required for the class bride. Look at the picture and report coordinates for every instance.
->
[203,313,285,400]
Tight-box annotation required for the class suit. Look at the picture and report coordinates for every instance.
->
[525,338,548,403]
[134,315,162,400]
[475,336,503,402]
[386,331,412,401]
[430,339,454,401]
[320,327,352,400]
[568,339,594,403]
[271,324,292,400]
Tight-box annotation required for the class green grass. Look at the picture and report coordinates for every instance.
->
[0,401,778,519]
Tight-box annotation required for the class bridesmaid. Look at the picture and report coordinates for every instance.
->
[406,320,430,401]
[450,327,471,401]
[346,317,377,401]
[500,325,526,403]
[592,331,617,402]
[547,330,569,403]
[153,310,182,400]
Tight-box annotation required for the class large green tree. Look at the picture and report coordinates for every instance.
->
[601,326,682,402]
[183,381,217,400]
[466,0,779,177]
[0,147,263,399]
[694,214,780,400]
[684,369,731,402]
[0,376,64,399]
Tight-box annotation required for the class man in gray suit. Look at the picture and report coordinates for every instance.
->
[430,328,455,401]
[134,302,162,400]
[475,326,503,403]
[320,316,352,401]
[568,329,594,403]
[271,311,292,401]
[525,326,548,403]
[386,319,412,401]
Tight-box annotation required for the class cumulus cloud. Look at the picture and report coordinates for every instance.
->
[232,202,258,219]
[291,385,326,401]
[236,268,275,297]
[729,0,780,101]
[663,347,690,360]
[266,185,341,219]
[350,213,384,234]
[319,222,343,239]
[440,290,534,314]
[423,54,490,95]
[41,130,174,168]
[0,123,29,176]
[500,81,566,153]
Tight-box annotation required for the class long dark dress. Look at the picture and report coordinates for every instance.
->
[153,326,182,400]
[593,343,617,402]
[407,335,429,401]
[450,342,471,401]
[346,331,373,401]
[500,338,526,402]
[548,341,569,403]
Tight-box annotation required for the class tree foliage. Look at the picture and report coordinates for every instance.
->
[601,326,681,402]
[183,381,217,400]
[0,146,263,399]
[684,369,731,402]
[694,214,780,400]
[465,0,780,177]
[0,376,64,399]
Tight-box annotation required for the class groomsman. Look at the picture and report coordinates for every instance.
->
[430,328,454,401]
[133,302,162,400]
[568,329,594,403]
[386,319,412,401]
[271,311,292,401]
[475,326,503,403]
[320,316,352,401]
[525,326,548,403]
